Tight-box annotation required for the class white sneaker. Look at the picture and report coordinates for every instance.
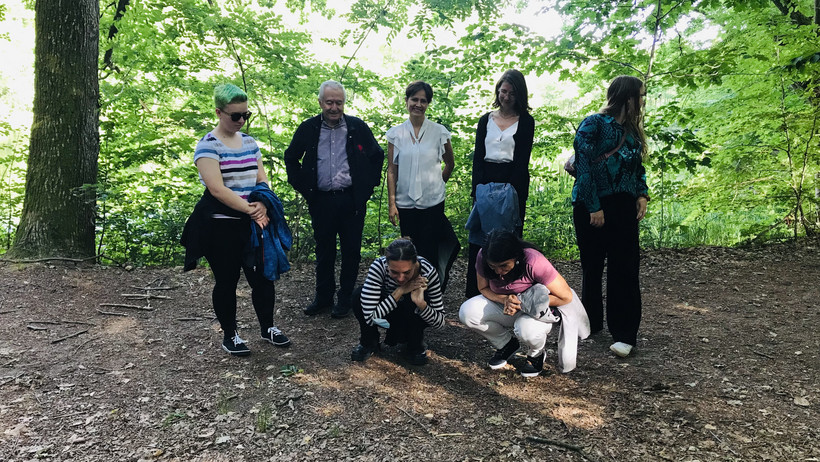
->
[610,342,633,357]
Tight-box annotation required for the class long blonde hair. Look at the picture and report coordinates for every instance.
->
[600,75,648,159]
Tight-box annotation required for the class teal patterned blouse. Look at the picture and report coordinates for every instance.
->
[571,114,648,213]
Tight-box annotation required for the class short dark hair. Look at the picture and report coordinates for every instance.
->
[405,80,433,102]
[385,237,418,263]
[492,69,531,114]
[480,229,538,281]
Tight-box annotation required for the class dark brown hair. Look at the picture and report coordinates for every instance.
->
[492,69,531,114]
[405,80,433,102]
[385,237,418,263]
[600,75,648,159]
[480,230,539,281]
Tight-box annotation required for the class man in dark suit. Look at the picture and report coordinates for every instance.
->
[284,80,385,318]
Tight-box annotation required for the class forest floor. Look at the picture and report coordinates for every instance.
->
[0,240,819,462]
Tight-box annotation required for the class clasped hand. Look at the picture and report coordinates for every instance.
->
[248,201,269,228]
[396,275,428,309]
[503,294,521,316]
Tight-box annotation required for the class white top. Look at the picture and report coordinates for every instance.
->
[483,114,518,163]
[386,118,451,209]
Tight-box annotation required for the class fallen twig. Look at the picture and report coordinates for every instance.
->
[2,255,99,263]
[51,329,90,344]
[26,325,49,331]
[73,336,98,354]
[96,309,128,317]
[0,310,18,315]
[130,285,175,291]
[751,349,775,360]
[99,303,153,311]
[395,405,432,435]
[121,293,171,300]
[709,430,739,456]
[526,435,599,462]
[176,317,204,322]
[0,373,25,387]
[26,320,96,326]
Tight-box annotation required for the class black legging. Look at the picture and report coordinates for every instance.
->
[351,286,428,354]
[202,217,276,339]
[573,193,642,345]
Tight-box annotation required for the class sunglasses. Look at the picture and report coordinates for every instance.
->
[221,110,252,122]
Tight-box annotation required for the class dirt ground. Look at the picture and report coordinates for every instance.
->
[1,240,818,461]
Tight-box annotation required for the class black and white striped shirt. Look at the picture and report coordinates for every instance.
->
[360,256,445,329]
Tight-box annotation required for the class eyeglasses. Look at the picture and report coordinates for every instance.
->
[221,110,252,122]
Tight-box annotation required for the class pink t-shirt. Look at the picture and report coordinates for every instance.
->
[476,247,558,295]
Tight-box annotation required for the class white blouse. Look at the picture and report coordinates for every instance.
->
[483,114,518,163]
[386,118,451,209]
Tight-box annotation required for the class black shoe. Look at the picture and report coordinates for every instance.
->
[261,326,291,347]
[330,303,351,319]
[488,337,520,370]
[222,332,251,356]
[351,343,378,362]
[304,299,332,316]
[404,350,428,366]
[520,351,546,378]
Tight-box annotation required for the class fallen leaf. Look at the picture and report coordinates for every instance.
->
[793,397,810,407]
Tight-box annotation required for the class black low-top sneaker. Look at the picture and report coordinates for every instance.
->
[520,351,546,378]
[405,350,428,366]
[351,343,378,362]
[222,333,251,356]
[488,337,520,369]
[304,299,332,316]
[330,303,351,319]
[261,326,291,347]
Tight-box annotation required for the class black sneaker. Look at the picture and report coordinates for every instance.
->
[330,303,351,319]
[488,337,520,370]
[351,343,378,362]
[520,351,546,378]
[222,333,251,356]
[304,299,332,316]
[261,326,291,347]
[404,350,428,366]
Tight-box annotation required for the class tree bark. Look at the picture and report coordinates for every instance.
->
[7,0,100,259]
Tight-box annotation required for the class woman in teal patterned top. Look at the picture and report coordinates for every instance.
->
[571,75,649,358]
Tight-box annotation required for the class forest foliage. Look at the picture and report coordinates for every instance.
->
[0,0,818,265]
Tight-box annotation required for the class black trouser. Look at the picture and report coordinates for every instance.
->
[351,286,428,354]
[573,193,642,345]
[308,189,365,307]
[202,217,275,339]
[398,203,443,276]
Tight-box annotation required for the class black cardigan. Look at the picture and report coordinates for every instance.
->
[471,111,535,220]
[284,114,385,209]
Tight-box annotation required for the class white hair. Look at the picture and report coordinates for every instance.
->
[318,80,346,101]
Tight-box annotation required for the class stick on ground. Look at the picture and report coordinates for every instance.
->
[526,435,599,462]
[51,329,90,344]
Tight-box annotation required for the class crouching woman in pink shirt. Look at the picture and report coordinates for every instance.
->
[459,230,590,376]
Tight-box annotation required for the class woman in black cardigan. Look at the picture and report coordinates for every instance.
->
[466,69,535,298]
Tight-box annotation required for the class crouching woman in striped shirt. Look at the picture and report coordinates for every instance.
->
[351,238,445,365]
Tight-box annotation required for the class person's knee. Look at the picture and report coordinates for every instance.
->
[514,317,552,346]
[458,297,485,327]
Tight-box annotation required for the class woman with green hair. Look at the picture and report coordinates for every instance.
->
[181,83,291,356]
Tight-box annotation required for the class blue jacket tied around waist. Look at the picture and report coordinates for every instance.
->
[247,183,292,281]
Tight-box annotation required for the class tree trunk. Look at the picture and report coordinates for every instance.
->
[7,0,100,259]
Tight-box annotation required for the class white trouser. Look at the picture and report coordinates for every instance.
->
[458,295,553,356]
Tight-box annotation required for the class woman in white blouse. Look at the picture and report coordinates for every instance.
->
[466,69,535,298]
[386,81,459,290]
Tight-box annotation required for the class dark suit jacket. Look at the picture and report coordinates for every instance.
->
[284,114,384,209]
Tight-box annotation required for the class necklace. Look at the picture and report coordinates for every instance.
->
[496,109,517,119]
